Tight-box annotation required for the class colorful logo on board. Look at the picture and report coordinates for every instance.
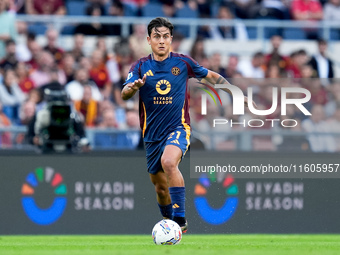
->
[21,167,67,225]
[194,173,238,225]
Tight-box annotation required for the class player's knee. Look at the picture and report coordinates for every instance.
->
[161,157,177,173]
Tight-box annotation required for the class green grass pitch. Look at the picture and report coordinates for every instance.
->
[1,235,340,255]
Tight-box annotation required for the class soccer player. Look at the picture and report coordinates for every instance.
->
[121,17,248,232]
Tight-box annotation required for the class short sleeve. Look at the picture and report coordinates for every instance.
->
[123,60,141,86]
[181,55,208,78]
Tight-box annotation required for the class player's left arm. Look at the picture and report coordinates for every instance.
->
[203,70,251,107]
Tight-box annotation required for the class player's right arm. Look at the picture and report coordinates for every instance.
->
[204,70,254,108]
[121,74,146,100]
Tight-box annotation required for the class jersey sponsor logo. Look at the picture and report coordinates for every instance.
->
[126,72,133,81]
[153,97,172,104]
[171,67,180,76]
[156,80,171,95]
[146,70,154,76]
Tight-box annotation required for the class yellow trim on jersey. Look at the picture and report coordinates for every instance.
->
[181,104,191,155]
[142,102,147,137]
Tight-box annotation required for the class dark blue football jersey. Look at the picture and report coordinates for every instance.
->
[124,52,208,142]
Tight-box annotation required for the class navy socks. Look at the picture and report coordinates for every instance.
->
[169,187,185,218]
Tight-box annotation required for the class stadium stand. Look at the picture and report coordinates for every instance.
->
[66,1,86,16]
[141,2,164,17]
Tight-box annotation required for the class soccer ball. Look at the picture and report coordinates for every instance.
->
[152,219,182,245]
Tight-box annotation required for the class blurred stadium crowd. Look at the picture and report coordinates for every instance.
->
[11,0,340,26]
[0,0,339,152]
[9,0,340,39]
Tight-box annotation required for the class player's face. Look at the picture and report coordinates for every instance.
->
[147,27,172,59]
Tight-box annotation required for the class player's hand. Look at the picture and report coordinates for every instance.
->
[130,74,146,91]
[244,96,257,108]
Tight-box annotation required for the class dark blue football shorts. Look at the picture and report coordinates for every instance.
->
[145,126,190,174]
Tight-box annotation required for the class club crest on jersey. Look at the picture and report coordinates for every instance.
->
[171,67,180,76]
[156,80,171,95]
